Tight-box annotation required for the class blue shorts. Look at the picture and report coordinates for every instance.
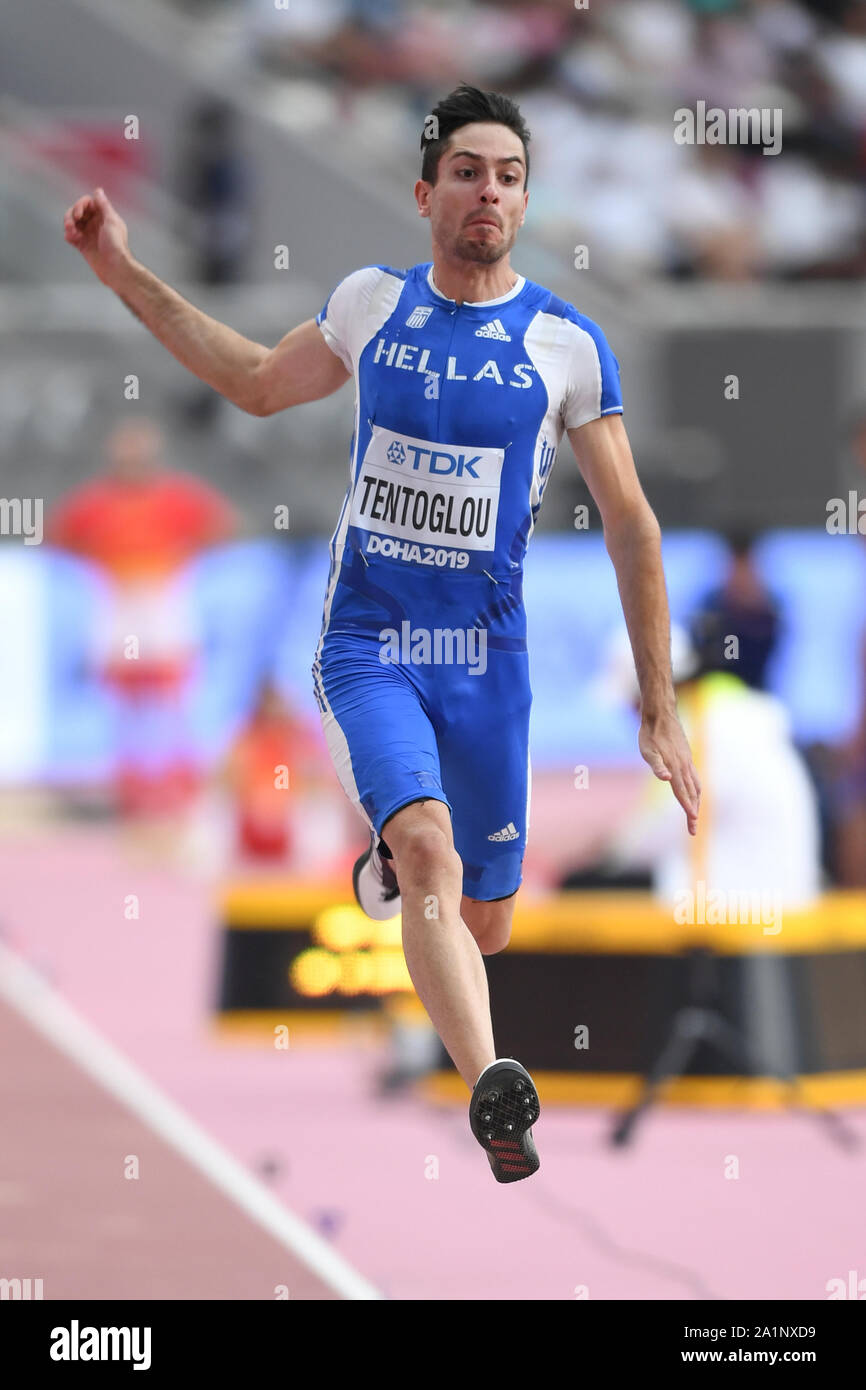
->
[315,632,531,901]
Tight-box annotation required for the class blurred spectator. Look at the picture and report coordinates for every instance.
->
[758,153,866,279]
[248,0,411,92]
[590,624,822,912]
[688,527,781,689]
[815,0,866,129]
[676,7,774,113]
[175,97,254,286]
[225,679,326,863]
[667,142,762,279]
[47,418,238,816]
[749,0,818,59]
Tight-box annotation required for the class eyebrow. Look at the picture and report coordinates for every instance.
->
[448,148,525,168]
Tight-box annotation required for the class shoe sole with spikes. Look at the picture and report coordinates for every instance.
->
[469,1059,540,1183]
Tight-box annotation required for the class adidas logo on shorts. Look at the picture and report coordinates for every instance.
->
[475,318,511,341]
[488,821,519,842]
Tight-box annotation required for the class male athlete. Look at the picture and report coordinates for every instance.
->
[64,84,700,1184]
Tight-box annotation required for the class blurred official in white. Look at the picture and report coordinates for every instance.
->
[600,625,822,922]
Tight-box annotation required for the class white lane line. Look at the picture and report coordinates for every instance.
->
[0,939,382,1301]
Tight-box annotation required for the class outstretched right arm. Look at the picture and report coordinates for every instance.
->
[63,187,350,417]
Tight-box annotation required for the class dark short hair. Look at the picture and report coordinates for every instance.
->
[421,83,530,188]
[722,523,761,558]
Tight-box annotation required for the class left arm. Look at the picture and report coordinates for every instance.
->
[568,413,701,835]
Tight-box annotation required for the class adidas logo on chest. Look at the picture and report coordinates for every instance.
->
[475,318,511,341]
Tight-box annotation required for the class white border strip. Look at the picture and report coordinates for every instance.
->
[0,940,382,1301]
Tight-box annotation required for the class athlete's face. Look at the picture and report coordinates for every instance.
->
[416,122,529,265]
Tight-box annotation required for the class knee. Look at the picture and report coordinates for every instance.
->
[390,822,460,888]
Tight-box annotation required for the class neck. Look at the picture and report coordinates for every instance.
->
[430,245,519,305]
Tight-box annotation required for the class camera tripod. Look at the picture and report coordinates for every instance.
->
[610,946,861,1150]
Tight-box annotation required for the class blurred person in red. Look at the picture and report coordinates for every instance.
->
[47,417,238,816]
[225,679,329,865]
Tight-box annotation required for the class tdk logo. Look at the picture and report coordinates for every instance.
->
[386,440,481,478]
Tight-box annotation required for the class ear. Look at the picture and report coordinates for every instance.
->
[415,178,432,219]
